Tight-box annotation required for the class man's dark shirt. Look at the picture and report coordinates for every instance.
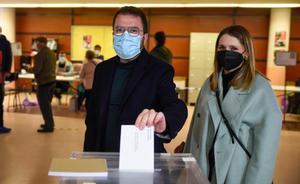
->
[104,59,137,152]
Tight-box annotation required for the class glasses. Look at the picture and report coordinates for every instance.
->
[113,26,143,37]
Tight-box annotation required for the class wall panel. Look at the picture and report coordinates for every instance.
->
[15,7,300,80]
[16,15,71,33]
[290,16,300,38]
[289,40,300,56]
[253,39,268,60]
[173,58,189,77]
[16,35,33,53]
[149,8,234,15]
[148,37,190,57]
[287,40,300,81]
[235,16,269,37]
[17,8,71,14]
[73,16,113,25]
[16,34,70,54]
[235,8,270,15]
[256,61,267,74]
[150,16,233,36]
[286,64,300,81]
[73,8,118,14]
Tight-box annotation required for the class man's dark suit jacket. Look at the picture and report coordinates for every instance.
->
[84,49,187,153]
[0,35,12,74]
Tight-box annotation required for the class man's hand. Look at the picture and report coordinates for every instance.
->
[135,109,166,133]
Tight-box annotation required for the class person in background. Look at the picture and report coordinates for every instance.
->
[184,25,282,184]
[84,6,187,153]
[33,36,56,133]
[54,52,73,104]
[0,26,12,134]
[78,50,97,110]
[56,52,73,76]
[150,31,173,65]
[94,44,104,61]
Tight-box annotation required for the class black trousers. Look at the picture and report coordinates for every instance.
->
[84,89,92,110]
[0,84,4,127]
[54,81,70,99]
[37,82,55,128]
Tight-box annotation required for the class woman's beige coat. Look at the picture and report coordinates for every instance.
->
[184,73,282,184]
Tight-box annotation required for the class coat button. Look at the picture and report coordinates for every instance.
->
[197,113,200,117]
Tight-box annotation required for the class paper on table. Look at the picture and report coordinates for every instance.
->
[119,125,154,172]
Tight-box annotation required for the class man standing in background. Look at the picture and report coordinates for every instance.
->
[150,31,173,65]
[33,37,56,133]
[0,27,12,134]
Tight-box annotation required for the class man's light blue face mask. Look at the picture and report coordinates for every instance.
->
[59,57,65,63]
[113,31,142,60]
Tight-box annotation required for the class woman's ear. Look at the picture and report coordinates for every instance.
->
[243,52,249,61]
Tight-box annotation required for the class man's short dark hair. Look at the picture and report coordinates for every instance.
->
[154,31,166,46]
[112,6,148,34]
[94,44,101,50]
[35,36,47,44]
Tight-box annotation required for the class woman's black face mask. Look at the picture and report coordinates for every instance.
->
[217,50,244,71]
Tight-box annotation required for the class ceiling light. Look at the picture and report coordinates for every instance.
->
[0,3,299,8]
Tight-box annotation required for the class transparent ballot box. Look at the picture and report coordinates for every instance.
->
[58,152,210,184]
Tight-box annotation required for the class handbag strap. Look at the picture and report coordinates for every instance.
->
[215,90,252,158]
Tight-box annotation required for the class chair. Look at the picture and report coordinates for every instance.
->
[72,63,83,75]
[55,63,82,105]
[5,72,24,112]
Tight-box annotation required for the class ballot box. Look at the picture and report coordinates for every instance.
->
[58,152,209,184]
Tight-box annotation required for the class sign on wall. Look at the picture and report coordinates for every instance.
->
[11,42,22,56]
[275,51,297,66]
[71,26,116,61]
[274,31,286,48]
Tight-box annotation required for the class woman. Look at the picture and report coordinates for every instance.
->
[79,50,97,110]
[184,25,282,184]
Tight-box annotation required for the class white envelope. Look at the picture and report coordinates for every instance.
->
[119,125,154,172]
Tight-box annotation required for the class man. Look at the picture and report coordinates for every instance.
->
[33,37,56,133]
[0,27,12,134]
[94,44,104,61]
[84,6,187,153]
[150,31,173,65]
[54,52,73,104]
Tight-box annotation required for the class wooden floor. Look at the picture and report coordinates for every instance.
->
[0,95,300,184]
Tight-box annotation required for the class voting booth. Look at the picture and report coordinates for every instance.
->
[58,152,209,184]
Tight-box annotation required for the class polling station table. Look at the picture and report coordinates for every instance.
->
[18,73,81,82]
[14,73,81,109]
[58,152,209,184]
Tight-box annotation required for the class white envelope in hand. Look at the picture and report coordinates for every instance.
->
[119,125,154,172]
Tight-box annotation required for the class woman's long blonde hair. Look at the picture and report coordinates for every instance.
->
[210,25,257,91]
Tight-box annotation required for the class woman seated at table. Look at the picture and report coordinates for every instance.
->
[54,52,74,104]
